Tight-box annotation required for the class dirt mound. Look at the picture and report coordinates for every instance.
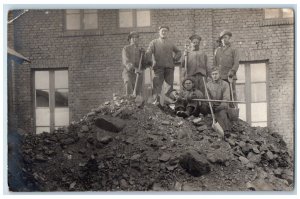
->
[8,96,294,191]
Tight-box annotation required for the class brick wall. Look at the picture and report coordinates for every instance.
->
[9,9,294,147]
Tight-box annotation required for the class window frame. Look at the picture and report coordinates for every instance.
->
[33,69,70,134]
[264,8,293,19]
[237,61,269,127]
[64,9,99,31]
[261,8,294,26]
[118,9,152,28]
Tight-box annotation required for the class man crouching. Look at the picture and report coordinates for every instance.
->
[206,67,232,133]
[171,77,204,118]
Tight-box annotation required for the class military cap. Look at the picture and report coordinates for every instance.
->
[211,66,220,73]
[189,34,202,41]
[182,76,196,87]
[219,30,232,39]
[127,31,139,41]
[158,26,169,31]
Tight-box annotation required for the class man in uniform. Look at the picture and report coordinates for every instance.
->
[145,26,181,104]
[122,31,145,96]
[206,67,232,133]
[181,34,208,94]
[171,77,204,118]
[213,30,239,101]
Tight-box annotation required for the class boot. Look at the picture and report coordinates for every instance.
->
[185,106,195,117]
[152,94,160,106]
[176,111,188,118]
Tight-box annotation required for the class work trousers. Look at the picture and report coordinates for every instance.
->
[223,78,237,107]
[152,67,174,100]
[191,73,206,95]
[122,69,143,96]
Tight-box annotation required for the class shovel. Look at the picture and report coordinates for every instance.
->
[133,51,145,106]
[227,77,239,121]
[203,77,224,138]
[184,43,189,78]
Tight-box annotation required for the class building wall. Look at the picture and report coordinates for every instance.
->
[10,9,294,146]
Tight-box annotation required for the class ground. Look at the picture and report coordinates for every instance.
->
[8,95,294,192]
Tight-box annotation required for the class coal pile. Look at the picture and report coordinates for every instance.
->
[9,96,294,191]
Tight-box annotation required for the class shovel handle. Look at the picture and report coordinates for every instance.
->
[184,44,189,76]
[227,77,236,108]
[202,77,216,122]
[133,52,144,97]
[192,99,245,103]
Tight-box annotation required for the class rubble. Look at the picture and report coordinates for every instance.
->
[8,95,294,191]
[179,150,211,177]
[94,116,126,133]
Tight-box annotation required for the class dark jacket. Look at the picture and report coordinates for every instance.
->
[213,44,239,80]
[145,38,181,70]
[182,50,208,77]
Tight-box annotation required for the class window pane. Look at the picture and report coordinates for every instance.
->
[83,13,98,29]
[136,10,151,27]
[55,108,69,126]
[282,9,293,18]
[251,122,267,127]
[238,104,246,121]
[55,70,68,88]
[35,71,49,89]
[36,90,49,107]
[264,9,280,19]
[236,64,245,83]
[251,83,266,102]
[119,10,133,27]
[36,127,50,134]
[251,63,266,82]
[66,13,81,30]
[36,108,50,126]
[236,84,245,101]
[55,89,68,107]
[251,102,267,122]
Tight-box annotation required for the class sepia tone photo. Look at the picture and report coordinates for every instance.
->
[7,7,295,192]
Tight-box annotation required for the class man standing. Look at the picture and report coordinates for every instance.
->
[145,26,181,104]
[181,34,208,94]
[206,67,231,132]
[213,30,239,101]
[122,31,145,96]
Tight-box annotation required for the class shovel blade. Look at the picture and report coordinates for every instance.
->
[228,108,239,121]
[135,95,144,107]
[212,122,224,137]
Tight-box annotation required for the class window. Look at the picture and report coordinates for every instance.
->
[236,63,268,127]
[264,8,293,19]
[35,70,69,134]
[65,9,98,30]
[119,9,151,28]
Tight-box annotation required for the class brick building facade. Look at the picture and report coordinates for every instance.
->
[7,9,294,146]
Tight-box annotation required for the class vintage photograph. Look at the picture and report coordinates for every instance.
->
[7,7,294,192]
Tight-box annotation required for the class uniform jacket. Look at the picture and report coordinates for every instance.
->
[207,79,230,109]
[182,50,208,77]
[122,44,144,72]
[213,44,239,80]
[145,38,181,70]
